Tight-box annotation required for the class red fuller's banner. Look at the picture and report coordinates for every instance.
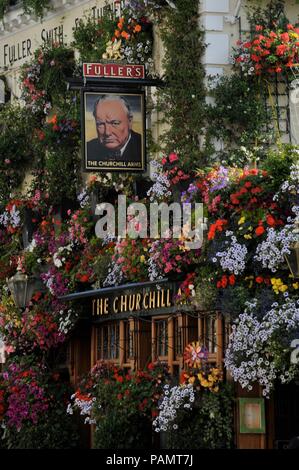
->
[83,63,145,79]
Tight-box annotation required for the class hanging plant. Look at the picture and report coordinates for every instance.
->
[233,22,299,77]
[20,43,76,116]
[156,0,207,169]
[72,1,156,72]
[0,104,37,204]
[0,0,51,20]
[225,297,299,397]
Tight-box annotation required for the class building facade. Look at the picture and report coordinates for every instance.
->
[0,0,299,450]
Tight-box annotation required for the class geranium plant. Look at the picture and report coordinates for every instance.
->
[0,358,78,448]
[68,361,169,449]
[20,43,75,115]
[233,23,299,76]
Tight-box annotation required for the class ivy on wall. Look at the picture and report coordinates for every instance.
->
[245,0,288,30]
[0,0,51,20]
[18,43,82,208]
[156,0,207,170]
[0,104,37,204]
[206,74,273,167]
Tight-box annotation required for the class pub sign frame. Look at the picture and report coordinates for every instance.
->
[82,88,146,173]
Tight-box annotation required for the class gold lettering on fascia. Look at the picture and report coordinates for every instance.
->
[135,293,141,311]
[128,295,135,312]
[91,289,174,316]
[149,291,156,309]
[92,297,109,316]
[166,289,171,307]
[120,295,127,313]
[143,293,149,310]
[113,297,119,313]
[160,289,165,308]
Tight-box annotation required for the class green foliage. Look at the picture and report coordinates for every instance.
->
[195,266,218,311]
[0,0,9,20]
[22,0,51,19]
[166,384,234,449]
[0,0,51,20]
[77,362,169,449]
[206,74,273,166]
[33,111,82,206]
[216,285,251,319]
[72,14,116,62]
[156,0,207,169]
[0,104,37,204]
[20,43,76,115]
[2,362,79,449]
[261,144,299,191]
[245,0,288,31]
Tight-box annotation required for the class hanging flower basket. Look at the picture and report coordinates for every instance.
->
[233,23,299,77]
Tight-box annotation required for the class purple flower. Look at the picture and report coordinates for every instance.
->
[210,166,229,192]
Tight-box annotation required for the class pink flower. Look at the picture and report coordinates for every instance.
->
[169,153,179,163]
[164,262,173,273]
[5,345,15,354]
[34,190,41,201]
[4,159,11,164]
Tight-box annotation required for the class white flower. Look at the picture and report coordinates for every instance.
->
[153,384,195,432]
[213,232,247,275]
[225,297,299,397]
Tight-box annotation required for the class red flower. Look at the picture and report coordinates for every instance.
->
[221,275,228,288]
[65,261,72,272]
[256,276,264,284]
[229,275,236,286]
[32,291,42,302]
[255,226,265,236]
[251,54,262,62]
[255,25,264,31]
[115,375,124,383]
[266,214,276,226]
[230,194,240,205]
[208,219,227,240]
[251,187,262,194]
[280,32,290,42]
[276,44,288,56]
[169,153,179,163]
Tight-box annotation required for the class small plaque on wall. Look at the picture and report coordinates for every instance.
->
[239,398,266,434]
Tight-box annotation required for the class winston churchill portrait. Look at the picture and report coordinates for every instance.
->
[84,92,145,172]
